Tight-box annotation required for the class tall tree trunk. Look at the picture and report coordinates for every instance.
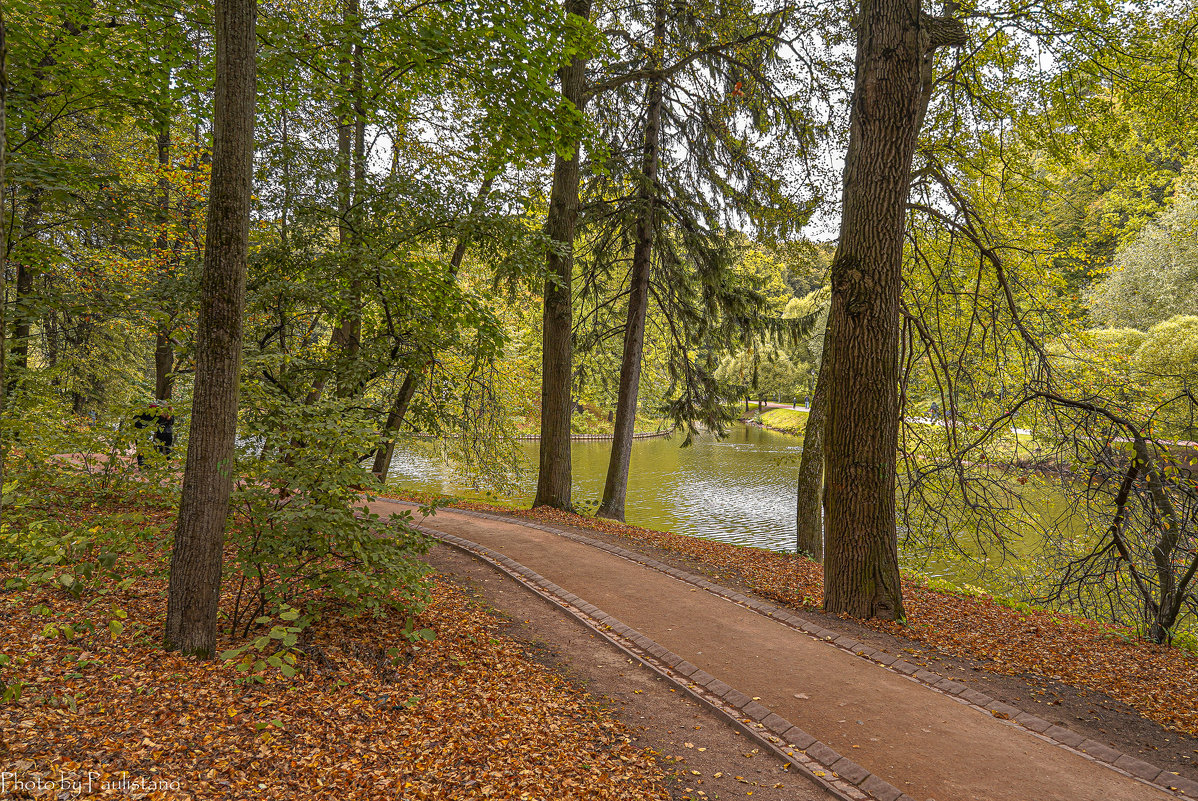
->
[154,115,175,402]
[279,77,292,249]
[9,186,40,384]
[8,42,62,391]
[821,0,964,620]
[306,3,364,406]
[165,0,256,657]
[0,6,8,522]
[154,333,174,400]
[795,340,829,560]
[44,309,58,370]
[370,369,420,479]
[9,52,50,389]
[371,175,494,483]
[342,3,364,392]
[597,0,664,522]
[340,2,365,394]
[533,0,593,511]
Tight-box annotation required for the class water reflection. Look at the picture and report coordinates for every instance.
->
[387,424,802,552]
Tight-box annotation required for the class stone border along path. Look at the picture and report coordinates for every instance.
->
[409,523,869,801]
[378,499,1197,801]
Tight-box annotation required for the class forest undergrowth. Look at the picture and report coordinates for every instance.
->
[0,478,668,800]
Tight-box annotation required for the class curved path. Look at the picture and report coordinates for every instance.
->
[372,499,1192,801]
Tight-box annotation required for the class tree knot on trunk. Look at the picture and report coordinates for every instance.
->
[920,12,968,52]
[847,299,871,316]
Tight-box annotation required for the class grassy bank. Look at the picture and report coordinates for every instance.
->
[0,476,668,800]
[510,408,671,437]
[755,408,809,436]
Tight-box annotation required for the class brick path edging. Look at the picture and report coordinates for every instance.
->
[392,501,1198,800]
[417,524,881,801]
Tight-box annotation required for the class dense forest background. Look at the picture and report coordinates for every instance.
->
[3,0,1198,653]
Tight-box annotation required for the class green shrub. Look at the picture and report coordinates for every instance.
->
[0,489,151,598]
[227,396,434,637]
[2,380,188,494]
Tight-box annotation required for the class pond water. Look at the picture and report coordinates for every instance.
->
[389,424,1180,633]
[387,424,804,552]
[387,422,1073,596]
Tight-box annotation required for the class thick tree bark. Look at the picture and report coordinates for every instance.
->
[821,2,965,620]
[165,0,256,657]
[597,0,664,522]
[0,7,8,521]
[533,0,593,511]
[821,0,923,620]
[795,339,829,560]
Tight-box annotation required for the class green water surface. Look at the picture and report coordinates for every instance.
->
[388,424,804,552]
[388,423,1074,596]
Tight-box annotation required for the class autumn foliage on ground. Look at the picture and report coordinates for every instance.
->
[0,482,668,800]
[402,494,1198,738]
